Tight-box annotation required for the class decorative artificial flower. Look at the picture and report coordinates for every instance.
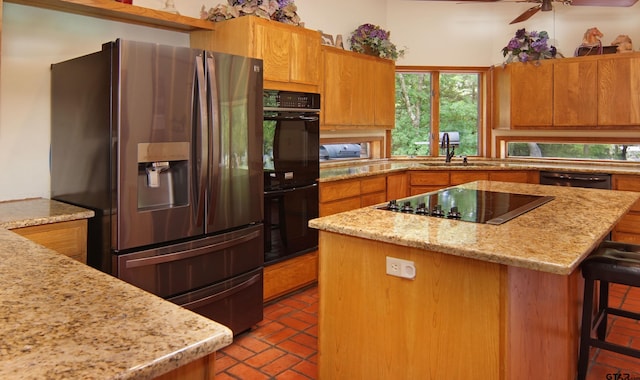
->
[348,23,405,61]
[502,28,557,64]
[201,0,302,26]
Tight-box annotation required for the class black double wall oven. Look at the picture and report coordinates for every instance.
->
[263,90,320,265]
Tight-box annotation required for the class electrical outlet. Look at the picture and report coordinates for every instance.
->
[386,256,416,280]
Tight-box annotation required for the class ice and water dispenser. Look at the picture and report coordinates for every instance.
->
[137,142,189,210]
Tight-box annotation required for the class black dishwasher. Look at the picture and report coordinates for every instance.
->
[539,171,611,190]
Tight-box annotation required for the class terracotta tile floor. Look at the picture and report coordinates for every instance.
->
[215,283,640,379]
[215,286,318,379]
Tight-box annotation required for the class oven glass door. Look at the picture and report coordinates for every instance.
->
[263,112,319,191]
[264,183,319,264]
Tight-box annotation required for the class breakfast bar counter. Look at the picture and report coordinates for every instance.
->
[0,198,232,379]
[310,181,640,379]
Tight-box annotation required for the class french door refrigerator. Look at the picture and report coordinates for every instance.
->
[50,39,264,334]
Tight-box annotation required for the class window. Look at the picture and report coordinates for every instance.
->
[506,142,640,161]
[393,68,485,158]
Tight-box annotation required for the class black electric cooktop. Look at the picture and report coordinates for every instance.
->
[380,188,554,225]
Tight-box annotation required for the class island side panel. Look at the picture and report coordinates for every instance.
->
[318,231,505,379]
[506,266,583,380]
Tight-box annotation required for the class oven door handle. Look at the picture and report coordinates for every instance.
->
[264,115,319,121]
[264,182,318,196]
[123,230,261,269]
[177,272,262,310]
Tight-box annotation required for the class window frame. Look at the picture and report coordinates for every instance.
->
[391,66,490,159]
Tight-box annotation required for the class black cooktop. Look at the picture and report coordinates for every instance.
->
[380,188,554,225]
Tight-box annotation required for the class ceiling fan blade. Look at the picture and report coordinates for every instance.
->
[509,5,541,24]
[569,0,638,6]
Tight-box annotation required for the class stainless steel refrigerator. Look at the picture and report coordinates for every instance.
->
[50,39,264,334]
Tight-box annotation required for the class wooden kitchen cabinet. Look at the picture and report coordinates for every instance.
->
[12,219,88,263]
[493,61,553,129]
[321,46,396,129]
[598,55,640,126]
[387,172,409,200]
[493,52,640,129]
[450,171,489,186]
[319,175,388,216]
[612,174,640,243]
[553,59,598,127]
[410,171,450,195]
[190,17,321,92]
[488,170,538,184]
[263,251,318,302]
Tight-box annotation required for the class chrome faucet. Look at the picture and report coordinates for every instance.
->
[441,132,455,163]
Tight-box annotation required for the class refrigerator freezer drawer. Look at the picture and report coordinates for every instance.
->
[115,224,264,299]
[168,267,263,335]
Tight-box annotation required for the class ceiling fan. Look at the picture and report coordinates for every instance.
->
[418,0,639,24]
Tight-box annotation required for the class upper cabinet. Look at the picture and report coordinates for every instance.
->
[320,46,395,130]
[190,17,321,92]
[598,55,640,126]
[492,52,640,129]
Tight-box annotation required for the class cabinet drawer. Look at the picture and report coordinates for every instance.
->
[410,171,450,186]
[320,180,360,203]
[12,219,87,263]
[612,175,640,212]
[489,171,534,184]
[361,192,386,207]
[615,212,640,234]
[361,176,386,194]
[319,197,361,217]
[450,171,489,185]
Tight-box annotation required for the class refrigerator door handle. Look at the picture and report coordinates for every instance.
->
[195,54,208,226]
[206,53,220,209]
[123,228,262,269]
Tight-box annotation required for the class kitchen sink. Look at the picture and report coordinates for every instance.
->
[418,161,496,167]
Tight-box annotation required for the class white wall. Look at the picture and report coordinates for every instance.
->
[2,0,640,201]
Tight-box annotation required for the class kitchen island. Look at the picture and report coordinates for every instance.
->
[309,181,640,379]
[0,199,232,379]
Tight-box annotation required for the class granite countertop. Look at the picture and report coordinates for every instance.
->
[0,198,233,379]
[319,158,640,182]
[0,197,95,229]
[309,180,640,275]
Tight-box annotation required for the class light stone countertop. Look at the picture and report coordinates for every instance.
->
[0,197,95,229]
[309,180,640,275]
[319,158,640,182]
[0,198,233,379]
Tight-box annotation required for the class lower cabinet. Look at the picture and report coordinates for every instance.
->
[12,219,88,263]
[319,174,389,217]
[263,251,318,302]
[612,174,640,244]
[410,170,538,195]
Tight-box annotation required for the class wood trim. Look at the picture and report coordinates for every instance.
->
[5,0,215,31]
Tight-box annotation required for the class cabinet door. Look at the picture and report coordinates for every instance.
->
[373,58,396,127]
[255,23,291,83]
[510,63,553,128]
[598,56,640,126]
[553,60,598,127]
[387,172,408,200]
[290,30,321,85]
[322,48,354,125]
[13,220,88,263]
[352,57,375,126]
